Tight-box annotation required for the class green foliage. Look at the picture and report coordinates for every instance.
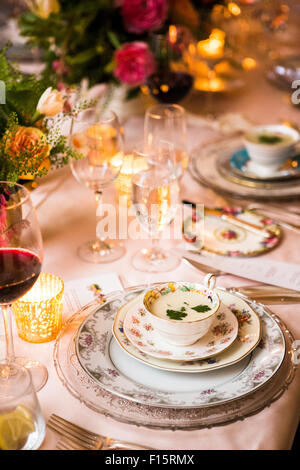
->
[18,0,223,87]
[0,45,53,128]
[49,134,82,167]
[18,0,131,86]
[0,46,82,183]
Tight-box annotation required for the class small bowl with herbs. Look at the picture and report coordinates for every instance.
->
[244,124,299,175]
[143,281,220,346]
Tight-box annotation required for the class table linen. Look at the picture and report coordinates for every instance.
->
[1,73,300,449]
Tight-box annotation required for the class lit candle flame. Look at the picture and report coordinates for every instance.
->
[196,29,225,60]
[169,25,177,44]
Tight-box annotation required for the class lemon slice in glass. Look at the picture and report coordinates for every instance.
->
[0,405,35,450]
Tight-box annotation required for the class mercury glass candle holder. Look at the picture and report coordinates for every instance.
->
[13,273,64,343]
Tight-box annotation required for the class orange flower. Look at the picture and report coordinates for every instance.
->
[5,126,51,164]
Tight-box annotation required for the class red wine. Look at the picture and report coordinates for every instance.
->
[146,71,194,103]
[0,248,42,304]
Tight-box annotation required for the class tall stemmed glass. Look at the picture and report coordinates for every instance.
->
[144,104,188,179]
[0,182,47,391]
[70,110,125,263]
[145,33,194,104]
[131,144,180,273]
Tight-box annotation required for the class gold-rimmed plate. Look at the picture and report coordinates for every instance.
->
[190,136,300,201]
[183,207,281,258]
[122,297,238,362]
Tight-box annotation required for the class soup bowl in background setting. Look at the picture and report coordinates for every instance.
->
[244,124,299,176]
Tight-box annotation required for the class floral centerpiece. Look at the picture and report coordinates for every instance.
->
[18,0,224,97]
[0,46,88,185]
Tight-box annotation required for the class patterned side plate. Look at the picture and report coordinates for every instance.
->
[190,136,300,201]
[228,147,300,182]
[183,207,281,257]
[122,297,238,361]
[74,288,284,408]
[113,290,260,373]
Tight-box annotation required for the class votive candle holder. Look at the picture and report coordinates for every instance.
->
[13,273,64,343]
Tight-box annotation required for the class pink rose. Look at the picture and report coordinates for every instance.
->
[114,42,155,86]
[122,0,167,34]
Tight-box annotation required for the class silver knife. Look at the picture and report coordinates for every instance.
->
[182,257,300,303]
[181,254,300,293]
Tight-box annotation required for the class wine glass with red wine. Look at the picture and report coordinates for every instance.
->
[146,34,194,104]
[0,182,47,391]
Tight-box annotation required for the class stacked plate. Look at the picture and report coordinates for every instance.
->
[112,287,256,375]
[53,283,296,429]
[190,135,300,201]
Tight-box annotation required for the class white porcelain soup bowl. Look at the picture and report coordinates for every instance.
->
[244,124,299,175]
[143,278,220,347]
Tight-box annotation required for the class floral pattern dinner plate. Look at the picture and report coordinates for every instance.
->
[74,287,285,408]
[183,207,281,257]
[113,289,260,373]
[122,297,238,361]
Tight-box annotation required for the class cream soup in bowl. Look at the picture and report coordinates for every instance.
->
[244,124,299,176]
[143,281,220,346]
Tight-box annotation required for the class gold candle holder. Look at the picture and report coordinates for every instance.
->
[13,273,64,343]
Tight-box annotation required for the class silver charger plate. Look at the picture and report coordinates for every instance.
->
[53,285,297,430]
[190,136,300,201]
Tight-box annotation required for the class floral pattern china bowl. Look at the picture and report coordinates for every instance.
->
[143,280,220,346]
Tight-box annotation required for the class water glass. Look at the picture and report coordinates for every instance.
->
[131,145,180,273]
[144,104,188,179]
[0,363,45,450]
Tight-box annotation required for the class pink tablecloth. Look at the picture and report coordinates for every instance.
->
[3,71,300,450]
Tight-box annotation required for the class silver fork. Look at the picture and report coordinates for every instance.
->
[56,436,82,450]
[48,414,153,450]
[55,435,149,451]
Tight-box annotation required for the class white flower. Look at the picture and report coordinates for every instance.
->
[26,0,60,19]
[37,87,64,117]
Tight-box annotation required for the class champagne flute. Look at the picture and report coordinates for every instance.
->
[0,181,47,392]
[144,104,188,179]
[131,144,180,273]
[70,110,125,263]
